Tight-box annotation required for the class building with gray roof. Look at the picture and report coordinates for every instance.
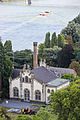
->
[9,66,70,104]
[49,67,76,77]
[9,42,70,103]
[31,66,57,83]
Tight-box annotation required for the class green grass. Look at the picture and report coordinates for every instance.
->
[0,106,58,120]
[0,113,27,120]
[8,113,23,120]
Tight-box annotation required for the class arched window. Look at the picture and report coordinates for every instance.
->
[25,76,28,82]
[22,77,24,82]
[35,90,41,101]
[24,89,30,101]
[47,89,50,93]
[13,87,19,97]
[28,78,31,83]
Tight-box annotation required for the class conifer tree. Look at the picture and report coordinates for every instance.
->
[0,40,12,98]
[57,34,64,48]
[4,40,12,53]
[0,40,4,97]
[50,32,57,48]
[44,32,50,48]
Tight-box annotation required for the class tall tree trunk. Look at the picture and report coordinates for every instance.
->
[0,73,2,98]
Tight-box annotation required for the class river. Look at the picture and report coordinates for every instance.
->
[0,0,80,50]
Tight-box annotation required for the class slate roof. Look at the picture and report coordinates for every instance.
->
[11,69,21,79]
[47,78,69,87]
[31,66,57,83]
[49,67,76,76]
[11,66,71,86]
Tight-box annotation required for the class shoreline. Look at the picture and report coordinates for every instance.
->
[0,1,80,8]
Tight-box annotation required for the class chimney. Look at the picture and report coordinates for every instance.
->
[33,42,38,68]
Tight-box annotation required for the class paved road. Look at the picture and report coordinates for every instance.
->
[0,100,32,109]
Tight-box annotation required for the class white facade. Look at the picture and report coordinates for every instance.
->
[9,69,70,104]
[46,86,56,103]
[56,82,70,90]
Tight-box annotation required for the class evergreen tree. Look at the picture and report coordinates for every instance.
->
[57,34,64,48]
[4,40,13,61]
[57,44,74,68]
[38,43,45,59]
[0,40,4,97]
[44,32,50,48]
[2,56,12,98]
[50,32,57,48]
[4,40,12,53]
[0,40,12,99]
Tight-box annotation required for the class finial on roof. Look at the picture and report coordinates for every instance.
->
[23,64,26,72]
[40,59,46,67]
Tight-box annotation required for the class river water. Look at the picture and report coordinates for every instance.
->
[0,0,80,50]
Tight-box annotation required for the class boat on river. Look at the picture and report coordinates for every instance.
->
[39,11,50,16]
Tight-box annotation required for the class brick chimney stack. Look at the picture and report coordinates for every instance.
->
[33,42,38,68]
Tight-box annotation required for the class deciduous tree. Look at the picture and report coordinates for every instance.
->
[69,61,80,76]
[50,79,80,120]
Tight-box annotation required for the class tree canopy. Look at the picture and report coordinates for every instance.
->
[50,32,57,47]
[69,61,80,76]
[61,14,80,43]
[50,79,80,120]
[14,49,32,69]
[57,44,74,68]
[0,40,12,99]
[44,32,50,48]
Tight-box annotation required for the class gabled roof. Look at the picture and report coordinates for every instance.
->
[31,66,57,83]
[11,69,21,79]
[49,67,76,76]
